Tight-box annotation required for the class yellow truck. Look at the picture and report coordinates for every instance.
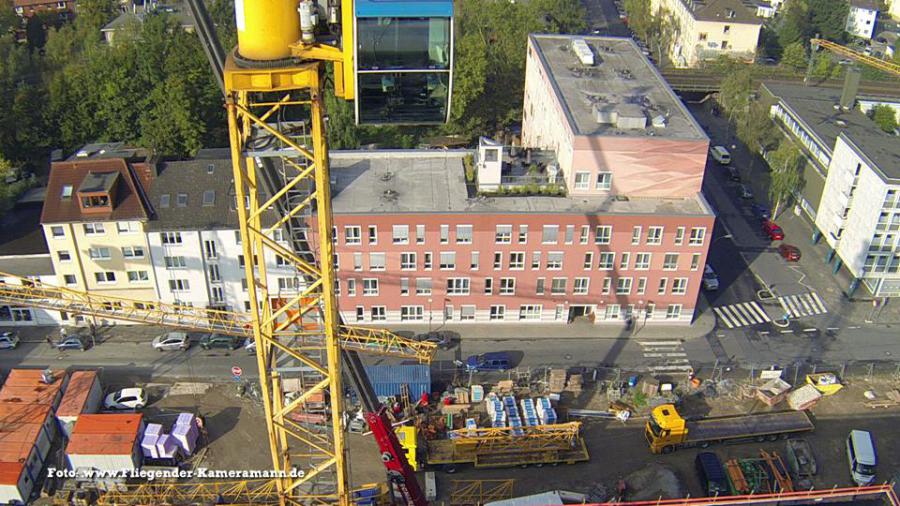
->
[646,404,814,454]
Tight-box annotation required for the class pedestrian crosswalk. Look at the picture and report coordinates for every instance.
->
[778,292,828,319]
[713,301,771,329]
[637,340,693,374]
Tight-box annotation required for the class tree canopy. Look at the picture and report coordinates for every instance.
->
[870,105,898,134]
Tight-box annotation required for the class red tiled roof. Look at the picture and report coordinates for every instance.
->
[68,414,143,456]
[14,0,71,8]
[57,371,98,417]
[41,159,150,224]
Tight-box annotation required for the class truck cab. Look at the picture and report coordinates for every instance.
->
[645,404,688,453]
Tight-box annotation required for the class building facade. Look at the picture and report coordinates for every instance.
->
[13,0,74,18]
[650,0,761,67]
[846,0,879,39]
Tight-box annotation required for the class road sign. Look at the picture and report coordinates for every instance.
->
[231,366,243,377]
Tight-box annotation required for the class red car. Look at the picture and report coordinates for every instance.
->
[762,220,784,241]
[778,244,801,262]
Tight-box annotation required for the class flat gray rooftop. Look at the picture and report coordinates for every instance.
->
[764,83,900,181]
[530,35,707,141]
[330,151,712,216]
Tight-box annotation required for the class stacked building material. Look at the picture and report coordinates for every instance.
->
[566,374,583,394]
[787,385,823,411]
[485,396,506,427]
[140,423,163,459]
[520,398,538,426]
[536,397,557,425]
[503,396,524,436]
[470,385,484,403]
[549,370,567,393]
[155,434,179,459]
[171,414,199,455]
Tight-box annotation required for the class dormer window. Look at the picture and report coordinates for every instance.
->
[61,185,73,198]
[76,171,118,214]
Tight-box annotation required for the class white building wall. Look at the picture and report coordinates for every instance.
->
[846,5,878,39]
[147,230,211,308]
[0,270,66,326]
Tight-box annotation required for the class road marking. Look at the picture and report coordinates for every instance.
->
[803,328,817,332]
[713,301,770,328]
[637,340,682,347]
[643,352,688,358]
[777,292,828,319]
[713,308,734,328]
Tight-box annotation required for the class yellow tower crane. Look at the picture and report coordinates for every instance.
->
[810,38,900,77]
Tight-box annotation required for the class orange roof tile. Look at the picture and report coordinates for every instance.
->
[57,371,98,417]
[41,159,149,224]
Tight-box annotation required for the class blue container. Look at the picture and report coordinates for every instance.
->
[363,365,431,401]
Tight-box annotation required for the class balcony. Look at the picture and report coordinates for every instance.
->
[472,138,566,196]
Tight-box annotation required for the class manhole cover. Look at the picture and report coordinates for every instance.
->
[564,354,572,360]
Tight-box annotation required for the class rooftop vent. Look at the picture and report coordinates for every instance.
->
[380,171,394,182]
[571,38,595,66]
[652,115,667,128]
[382,189,399,202]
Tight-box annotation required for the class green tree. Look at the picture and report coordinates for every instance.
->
[870,105,898,133]
[777,0,809,47]
[807,0,848,42]
[323,66,359,150]
[74,0,117,33]
[757,26,782,59]
[736,101,779,154]
[767,141,804,217]
[718,63,753,123]
[781,41,807,71]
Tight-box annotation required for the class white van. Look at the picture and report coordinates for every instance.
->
[847,430,877,485]
[710,145,731,165]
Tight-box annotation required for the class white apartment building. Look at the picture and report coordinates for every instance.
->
[846,0,879,39]
[765,82,900,297]
[651,0,762,67]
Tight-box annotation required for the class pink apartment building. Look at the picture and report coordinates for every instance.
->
[318,35,715,326]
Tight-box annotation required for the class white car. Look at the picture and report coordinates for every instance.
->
[243,337,256,354]
[0,332,19,350]
[151,331,190,351]
[103,388,147,410]
[702,265,720,291]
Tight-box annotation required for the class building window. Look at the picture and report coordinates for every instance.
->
[276,255,290,268]
[400,306,425,321]
[605,304,621,320]
[658,277,668,295]
[393,225,409,244]
[509,252,524,270]
[348,278,357,296]
[536,277,545,295]
[564,225,575,244]
[51,226,65,238]
[723,25,730,34]
[518,225,528,244]
[161,232,182,244]
[484,277,493,295]
[61,184,73,198]
[368,225,378,244]
[579,226,589,244]
[370,253,386,271]
[663,253,679,270]
[164,256,187,269]
[699,32,708,41]
[88,247,111,260]
[127,271,149,282]
[352,252,363,271]
[234,230,242,244]
[447,278,470,295]
[371,306,386,321]
[598,252,614,270]
[204,240,218,259]
[634,253,651,270]
[573,277,589,295]
[602,278,611,295]
[551,277,567,295]
[424,252,433,270]
[531,252,541,269]
[542,225,559,244]
[616,252,629,270]
[647,226,663,245]
[489,305,505,320]
[499,277,516,295]
[574,172,590,190]
[675,227,686,246]
[277,277,300,291]
[416,278,432,295]
[595,226,612,245]
[400,253,416,270]
[616,277,633,295]
[689,227,706,246]
[400,278,409,296]
[356,306,365,322]
[460,306,475,321]
[416,225,425,244]
[672,278,688,295]
[495,225,512,244]
[583,252,594,269]
[596,172,612,190]
[519,305,542,320]
[666,304,682,319]
[159,194,170,208]
[117,222,138,234]
[168,279,190,292]
[345,226,361,245]
[690,253,701,271]
[202,190,215,206]
[122,246,144,259]
[637,277,647,295]
[64,274,77,285]
[457,225,473,244]
[546,252,564,270]
[440,224,450,244]
[83,223,105,235]
[440,252,456,270]
[242,278,248,292]
[58,251,71,262]
[363,278,379,296]
[209,264,221,282]
[470,251,480,270]
[176,193,188,207]
[493,252,502,269]
[631,226,641,245]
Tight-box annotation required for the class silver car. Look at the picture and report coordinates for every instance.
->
[151,331,190,351]
[0,332,19,350]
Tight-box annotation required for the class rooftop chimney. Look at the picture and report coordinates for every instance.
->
[840,67,861,110]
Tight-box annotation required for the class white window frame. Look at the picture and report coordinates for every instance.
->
[495,225,512,244]
[531,252,541,269]
[344,226,362,245]
[470,251,480,270]
[634,253,651,270]
[122,246,145,259]
[573,277,589,295]
[440,224,450,244]
[88,247,111,260]
[518,225,528,244]
[658,277,668,295]
[672,277,688,295]
[499,277,516,295]
[583,252,593,270]
[546,252,564,270]
[416,225,425,244]
[689,227,707,246]
[460,305,476,321]
[542,225,559,244]
[416,278,433,296]
[489,305,505,320]
[392,225,409,244]
[127,270,149,282]
[619,252,630,270]
[550,277,567,295]
[117,222,138,234]
[616,277,633,295]
[519,305,543,321]
[595,171,612,190]
[637,277,647,295]
[347,279,357,296]
[51,226,65,238]
[400,252,416,271]
[579,225,589,244]
[368,225,378,245]
[663,253,680,271]
[675,227,686,246]
[666,304,683,319]
[371,306,387,321]
[690,253,701,271]
[595,225,612,245]
[597,252,615,270]
[631,226,641,245]
[400,306,425,321]
[446,278,470,296]
[509,252,525,270]
[456,225,473,244]
[647,226,664,245]
[83,223,105,235]
[574,171,590,190]
[363,278,379,296]
[439,251,456,270]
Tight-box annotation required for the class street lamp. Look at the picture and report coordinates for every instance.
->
[427,298,433,332]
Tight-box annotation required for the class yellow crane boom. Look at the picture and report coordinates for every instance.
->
[811,38,900,77]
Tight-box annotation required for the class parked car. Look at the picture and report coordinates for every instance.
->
[416,331,455,350]
[709,145,731,165]
[737,184,754,199]
[151,331,190,351]
[778,244,801,262]
[0,331,19,350]
[465,352,512,372]
[104,388,147,410]
[847,430,877,486]
[243,337,256,354]
[727,166,741,182]
[751,203,771,221]
[695,452,730,496]
[55,335,86,351]
[702,265,720,291]
[762,220,785,241]
[200,333,241,350]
